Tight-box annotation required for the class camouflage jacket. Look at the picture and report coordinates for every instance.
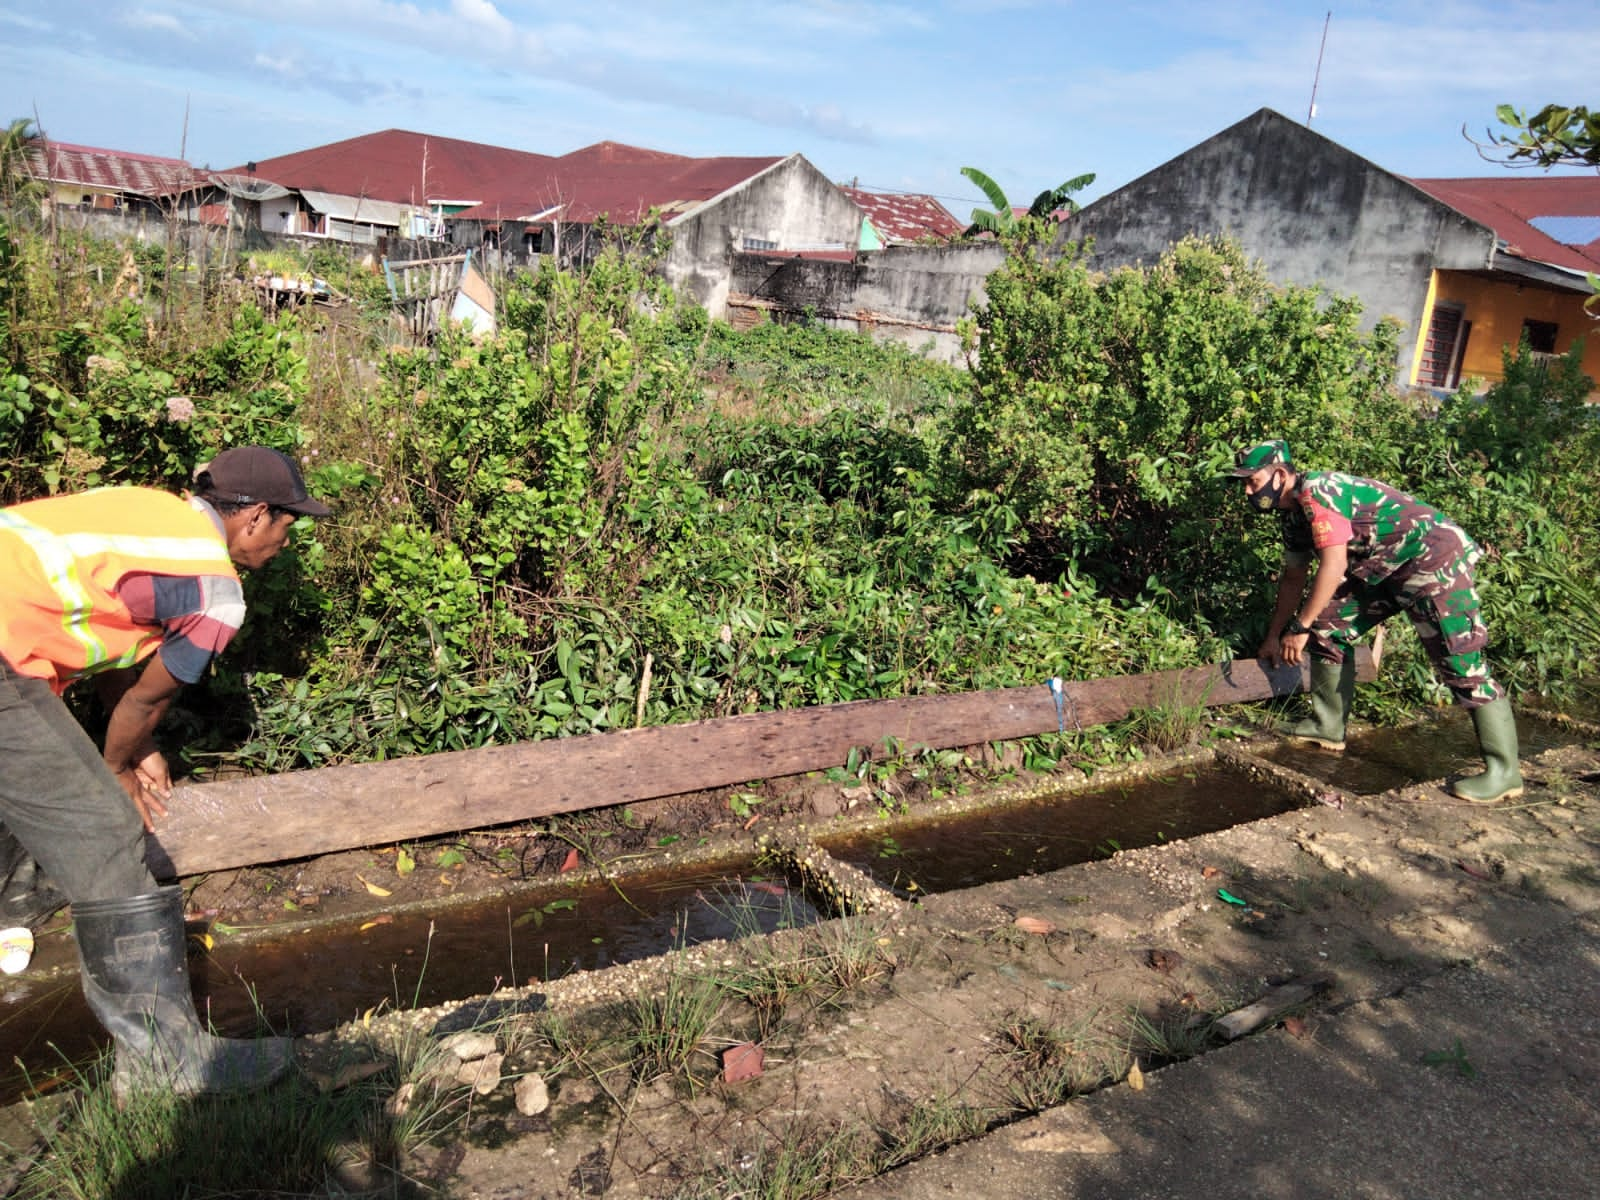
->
[1277,471,1479,584]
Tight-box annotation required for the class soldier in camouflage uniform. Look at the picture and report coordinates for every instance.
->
[1224,439,1522,804]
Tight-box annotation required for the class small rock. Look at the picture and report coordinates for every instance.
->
[386,1081,415,1117]
[722,1042,764,1084]
[807,787,842,818]
[515,1073,550,1116]
[456,1051,504,1094]
[440,1032,498,1062]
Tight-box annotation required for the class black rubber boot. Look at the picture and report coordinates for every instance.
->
[1287,657,1356,752]
[73,886,294,1100]
[1451,696,1525,804]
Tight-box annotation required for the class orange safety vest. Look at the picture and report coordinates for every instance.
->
[0,487,238,694]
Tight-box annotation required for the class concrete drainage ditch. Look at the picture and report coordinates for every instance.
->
[3,706,1588,1113]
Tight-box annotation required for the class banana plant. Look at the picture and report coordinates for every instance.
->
[959,166,1096,236]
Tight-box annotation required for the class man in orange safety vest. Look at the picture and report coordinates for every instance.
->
[0,445,330,1099]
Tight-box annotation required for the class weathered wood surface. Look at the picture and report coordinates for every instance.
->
[1215,973,1335,1040]
[146,648,1376,879]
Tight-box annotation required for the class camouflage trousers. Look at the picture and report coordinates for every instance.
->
[1308,530,1502,708]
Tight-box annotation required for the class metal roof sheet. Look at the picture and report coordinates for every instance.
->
[1409,176,1600,273]
[236,130,783,227]
[840,187,963,243]
[298,189,410,226]
[232,130,557,207]
[26,141,196,198]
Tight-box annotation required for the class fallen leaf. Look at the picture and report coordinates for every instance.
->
[357,874,392,897]
[743,814,760,831]
[1014,916,1056,936]
[1201,865,1221,879]
[1127,1061,1145,1091]
[358,914,395,932]
[1283,1016,1310,1039]
[560,848,581,873]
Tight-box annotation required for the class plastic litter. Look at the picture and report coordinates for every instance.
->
[1217,888,1249,907]
[0,927,33,974]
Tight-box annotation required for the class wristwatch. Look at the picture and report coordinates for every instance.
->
[1283,617,1312,637]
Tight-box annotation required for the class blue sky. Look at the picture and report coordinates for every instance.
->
[1,0,1594,216]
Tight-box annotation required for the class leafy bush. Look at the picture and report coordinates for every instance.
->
[4,216,1597,777]
[943,235,1412,629]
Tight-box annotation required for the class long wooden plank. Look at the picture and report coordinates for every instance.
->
[146,648,1375,879]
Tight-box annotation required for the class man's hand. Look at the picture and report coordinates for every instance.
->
[1278,631,1311,666]
[114,754,171,833]
[102,656,184,833]
[1257,633,1285,667]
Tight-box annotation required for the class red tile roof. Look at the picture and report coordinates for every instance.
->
[26,141,197,198]
[230,129,554,208]
[840,187,962,242]
[234,130,784,226]
[1409,175,1600,274]
[455,150,786,225]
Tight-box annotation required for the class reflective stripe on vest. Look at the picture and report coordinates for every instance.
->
[0,489,237,691]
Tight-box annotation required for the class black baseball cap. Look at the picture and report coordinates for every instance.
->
[197,446,332,517]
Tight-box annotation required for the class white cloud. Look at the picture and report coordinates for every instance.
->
[451,0,515,40]
[121,9,199,39]
[253,52,300,75]
[0,8,53,32]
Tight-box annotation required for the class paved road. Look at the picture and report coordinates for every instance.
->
[841,910,1600,1200]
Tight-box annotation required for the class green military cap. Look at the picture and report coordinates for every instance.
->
[1223,439,1293,477]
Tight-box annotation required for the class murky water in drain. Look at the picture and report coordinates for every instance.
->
[822,760,1300,896]
[0,865,813,1103]
[1261,711,1580,794]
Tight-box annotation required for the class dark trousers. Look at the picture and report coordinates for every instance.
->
[0,657,155,912]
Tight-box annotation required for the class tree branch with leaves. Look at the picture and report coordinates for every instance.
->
[1472,103,1599,170]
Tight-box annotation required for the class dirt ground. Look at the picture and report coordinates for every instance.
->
[6,712,1599,1199]
[188,709,1599,1200]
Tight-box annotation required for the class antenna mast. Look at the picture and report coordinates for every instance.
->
[1307,11,1331,126]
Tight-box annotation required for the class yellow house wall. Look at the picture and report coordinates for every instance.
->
[46,182,123,211]
[1428,270,1599,389]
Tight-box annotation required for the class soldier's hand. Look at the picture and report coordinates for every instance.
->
[1279,632,1309,666]
[1257,634,1284,667]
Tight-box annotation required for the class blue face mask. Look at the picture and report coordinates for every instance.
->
[1249,470,1289,515]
